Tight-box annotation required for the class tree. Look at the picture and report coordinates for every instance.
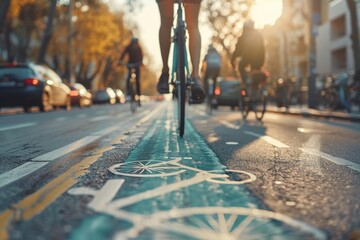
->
[0,0,11,33]
[346,0,360,72]
[202,0,254,61]
[37,0,57,63]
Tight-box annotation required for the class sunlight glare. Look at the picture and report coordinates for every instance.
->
[251,0,283,28]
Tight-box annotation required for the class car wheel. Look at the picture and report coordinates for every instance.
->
[23,106,31,113]
[64,96,72,111]
[40,92,52,112]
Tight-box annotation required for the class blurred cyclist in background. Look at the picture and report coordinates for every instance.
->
[156,0,205,103]
[201,44,222,95]
[231,20,265,83]
[119,37,143,105]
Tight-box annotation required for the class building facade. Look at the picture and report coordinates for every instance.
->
[316,0,360,76]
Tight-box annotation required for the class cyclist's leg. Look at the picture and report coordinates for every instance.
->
[184,2,201,80]
[212,68,220,93]
[203,69,210,95]
[135,66,141,106]
[185,2,205,103]
[238,60,248,84]
[126,67,131,96]
[156,0,173,93]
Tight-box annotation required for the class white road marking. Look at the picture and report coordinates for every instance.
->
[0,103,164,189]
[300,148,360,173]
[55,117,66,122]
[244,131,289,148]
[0,162,48,188]
[77,114,87,118]
[32,136,101,161]
[220,120,240,130]
[0,122,36,131]
[90,116,112,122]
[226,142,239,145]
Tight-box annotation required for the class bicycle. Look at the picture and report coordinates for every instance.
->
[205,77,216,115]
[119,62,141,113]
[69,157,326,239]
[238,70,268,121]
[170,0,192,137]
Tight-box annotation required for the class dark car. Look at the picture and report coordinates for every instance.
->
[92,88,117,104]
[213,77,241,110]
[69,83,92,107]
[0,63,71,112]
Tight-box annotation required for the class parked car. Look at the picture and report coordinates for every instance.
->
[114,89,126,104]
[0,63,71,112]
[92,88,117,104]
[212,77,241,110]
[69,83,92,107]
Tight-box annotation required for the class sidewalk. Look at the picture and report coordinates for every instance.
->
[267,104,360,122]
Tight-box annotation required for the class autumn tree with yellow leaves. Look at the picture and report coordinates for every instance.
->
[0,0,157,94]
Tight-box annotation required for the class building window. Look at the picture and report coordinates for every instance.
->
[331,15,346,39]
[331,47,347,71]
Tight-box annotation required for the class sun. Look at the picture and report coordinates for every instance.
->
[250,0,283,28]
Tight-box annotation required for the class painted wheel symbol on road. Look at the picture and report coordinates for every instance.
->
[113,207,326,240]
[108,160,257,185]
[109,160,186,177]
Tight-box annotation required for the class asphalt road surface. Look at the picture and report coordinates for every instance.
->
[0,101,359,240]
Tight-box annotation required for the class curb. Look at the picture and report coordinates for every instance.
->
[267,106,360,122]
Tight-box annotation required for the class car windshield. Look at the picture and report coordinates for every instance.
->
[0,67,34,78]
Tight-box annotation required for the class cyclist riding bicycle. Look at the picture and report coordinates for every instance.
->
[201,44,222,95]
[231,20,265,84]
[156,0,205,103]
[119,37,143,106]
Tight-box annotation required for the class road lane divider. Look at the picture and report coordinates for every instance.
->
[0,102,167,240]
[219,120,240,129]
[0,103,165,189]
[0,123,36,132]
[245,131,289,148]
[32,136,102,161]
[300,148,360,173]
[0,162,48,189]
[0,146,112,240]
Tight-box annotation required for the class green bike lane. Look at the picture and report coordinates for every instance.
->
[0,101,326,239]
[67,102,325,239]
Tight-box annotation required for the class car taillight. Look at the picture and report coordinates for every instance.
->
[214,87,221,96]
[70,90,79,96]
[24,78,39,86]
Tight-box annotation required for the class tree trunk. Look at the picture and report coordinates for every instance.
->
[38,0,57,64]
[0,0,10,34]
[347,0,360,71]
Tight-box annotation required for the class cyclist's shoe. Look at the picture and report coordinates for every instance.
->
[157,72,170,94]
[191,78,206,104]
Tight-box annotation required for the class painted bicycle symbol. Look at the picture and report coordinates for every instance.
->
[68,158,326,239]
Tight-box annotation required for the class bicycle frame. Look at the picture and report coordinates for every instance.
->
[171,1,191,137]
[171,2,191,88]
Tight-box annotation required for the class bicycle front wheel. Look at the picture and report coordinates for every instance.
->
[253,87,267,121]
[129,83,137,113]
[239,91,250,119]
[177,25,186,137]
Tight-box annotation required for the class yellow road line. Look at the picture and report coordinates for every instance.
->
[0,145,113,240]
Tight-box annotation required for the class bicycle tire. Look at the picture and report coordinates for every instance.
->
[254,87,266,121]
[177,24,186,137]
[206,95,213,115]
[129,82,137,113]
[239,90,249,119]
